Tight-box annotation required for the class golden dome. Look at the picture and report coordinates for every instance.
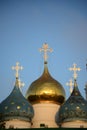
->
[26,62,66,105]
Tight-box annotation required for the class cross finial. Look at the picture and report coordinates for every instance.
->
[69,63,81,80]
[18,79,25,88]
[39,43,53,62]
[12,62,23,78]
[66,79,74,93]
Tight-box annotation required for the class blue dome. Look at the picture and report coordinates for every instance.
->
[0,78,34,121]
[56,80,87,125]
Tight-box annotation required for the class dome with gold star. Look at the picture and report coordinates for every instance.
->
[56,64,87,126]
[26,44,66,105]
[0,77,34,122]
[0,62,34,122]
[56,80,87,125]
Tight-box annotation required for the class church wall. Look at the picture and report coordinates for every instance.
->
[32,103,60,128]
[62,120,87,128]
[5,119,31,129]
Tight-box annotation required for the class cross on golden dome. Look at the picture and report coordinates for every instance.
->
[12,62,23,78]
[66,79,74,93]
[69,63,81,80]
[39,43,53,62]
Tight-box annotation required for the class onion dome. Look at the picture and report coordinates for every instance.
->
[0,77,34,122]
[56,80,87,125]
[26,43,66,105]
[0,62,34,122]
[56,63,87,125]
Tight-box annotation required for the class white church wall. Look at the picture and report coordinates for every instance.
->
[62,120,87,128]
[32,102,60,128]
[5,119,31,129]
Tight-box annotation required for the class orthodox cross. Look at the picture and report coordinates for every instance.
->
[66,79,74,94]
[12,62,23,78]
[69,63,81,80]
[39,43,53,62]
[18,79,25,88]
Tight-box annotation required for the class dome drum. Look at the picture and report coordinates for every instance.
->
[28,94,65,105]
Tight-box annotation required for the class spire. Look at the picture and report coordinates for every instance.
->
[39,43,53,64]
[66,79,74,94]
[69,63,81,96]
[69,63,81,80]
[39,43,53,78]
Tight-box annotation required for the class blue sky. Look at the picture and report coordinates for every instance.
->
[0,0,87,102]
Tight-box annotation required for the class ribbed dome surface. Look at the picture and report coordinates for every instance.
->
[26,62,66,105]
[56,80,87,125]
[0,78,34,121]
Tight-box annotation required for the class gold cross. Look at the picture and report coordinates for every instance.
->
[66,79,74,93]
[12,62,23,78]
[18,79,25,88]
[39,43,53,62]
[69,63,81,79]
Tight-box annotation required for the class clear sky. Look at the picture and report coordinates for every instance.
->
[0,0,87,102]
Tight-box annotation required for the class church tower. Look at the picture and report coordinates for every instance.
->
[0,62,34,129]
[26,43,66,128]
[56,63,87,128]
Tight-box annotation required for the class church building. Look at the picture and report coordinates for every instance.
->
[0,43,87,128]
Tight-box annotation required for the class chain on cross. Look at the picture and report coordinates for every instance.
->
[66,79,74,93]
[69,63,81,80]
[39,43,53,62]
[12,62,23,78]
